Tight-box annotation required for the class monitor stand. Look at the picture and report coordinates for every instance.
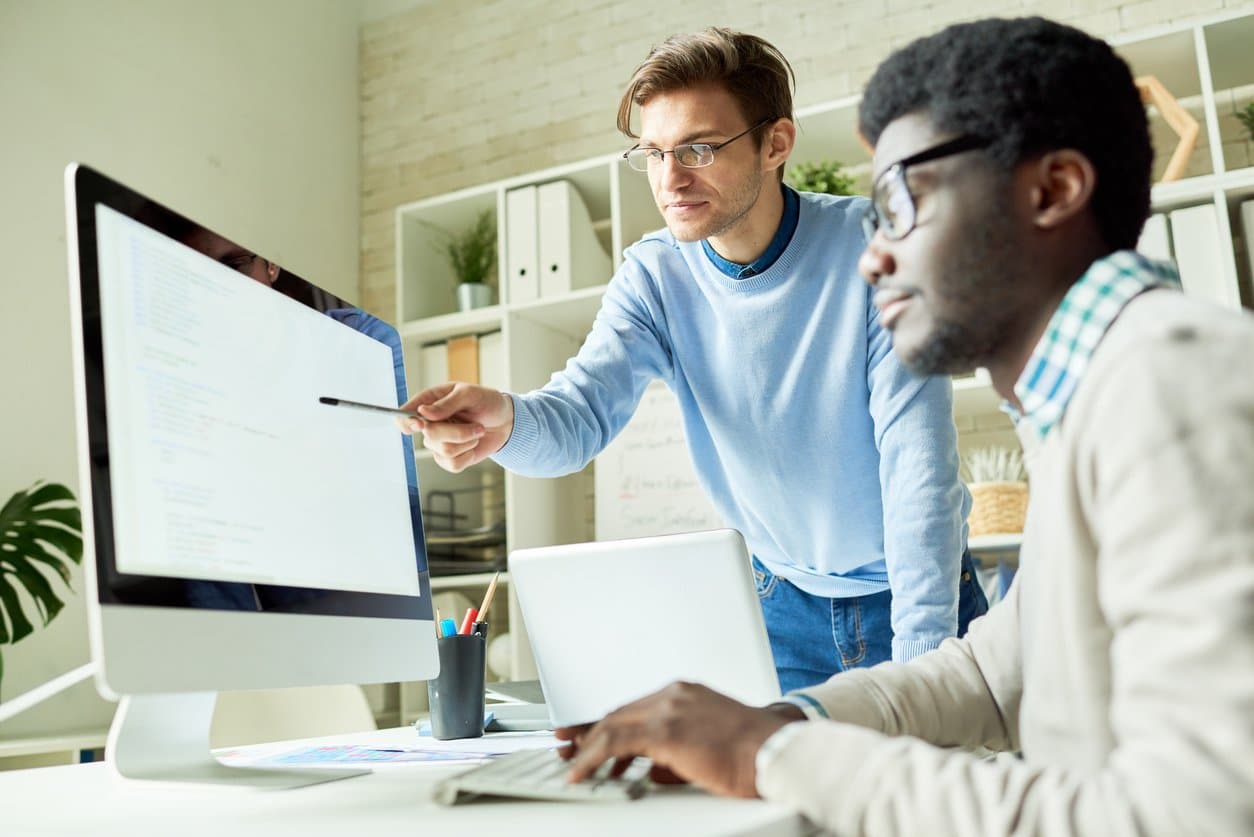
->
[107,693,369,788]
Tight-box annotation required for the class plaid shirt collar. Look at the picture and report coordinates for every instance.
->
[1006,250,1181,441]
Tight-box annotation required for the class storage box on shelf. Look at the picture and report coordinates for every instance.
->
[390,10,1254,684]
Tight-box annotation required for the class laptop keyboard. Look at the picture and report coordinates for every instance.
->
[433,747,652,805]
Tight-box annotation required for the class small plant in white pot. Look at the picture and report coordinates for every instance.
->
[423,209,497,312]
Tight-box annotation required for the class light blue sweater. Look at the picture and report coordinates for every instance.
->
[493,191,971,661]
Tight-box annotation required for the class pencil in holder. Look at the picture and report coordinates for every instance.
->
[427,633,487,740]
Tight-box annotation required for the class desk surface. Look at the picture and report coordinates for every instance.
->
[0,727,809,837]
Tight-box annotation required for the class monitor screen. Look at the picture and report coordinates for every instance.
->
[94,203,422,601]
[65,164,438,787]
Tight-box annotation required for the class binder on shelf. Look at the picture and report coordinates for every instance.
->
[447,334,480,384]
[537,180,612,298]
[478,330,506,392]
[1168,204,1239,309]
[1241,200,1254,298]
[505,186,539,305]
[420,342,449,391]
[1136,213,1173,263]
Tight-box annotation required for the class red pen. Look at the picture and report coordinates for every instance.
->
[458,607,479,635]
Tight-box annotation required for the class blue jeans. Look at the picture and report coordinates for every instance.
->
[753,549,989,693]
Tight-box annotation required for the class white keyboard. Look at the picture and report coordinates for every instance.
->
[433,747,651,805]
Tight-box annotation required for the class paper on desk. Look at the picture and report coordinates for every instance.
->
[409,730,558,755]
[218,731,558,768]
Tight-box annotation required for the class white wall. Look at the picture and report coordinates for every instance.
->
[0,0,360,739]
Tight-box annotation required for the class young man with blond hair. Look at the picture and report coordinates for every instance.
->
[404,29,985,691]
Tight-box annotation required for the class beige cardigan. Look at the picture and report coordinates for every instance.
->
[757,291,1254,836]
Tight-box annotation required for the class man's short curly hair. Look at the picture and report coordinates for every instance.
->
[859,17,1151,251]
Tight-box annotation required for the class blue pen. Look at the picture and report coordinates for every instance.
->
[439,618,458,638]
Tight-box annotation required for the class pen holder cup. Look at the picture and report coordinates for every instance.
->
[427,634,486,740]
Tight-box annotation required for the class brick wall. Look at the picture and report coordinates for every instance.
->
[359,0,1238,319]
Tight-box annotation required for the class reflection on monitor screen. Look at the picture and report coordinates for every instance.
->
[65,164,438,788]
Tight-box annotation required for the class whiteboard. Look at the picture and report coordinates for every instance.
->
[595,381,724,540]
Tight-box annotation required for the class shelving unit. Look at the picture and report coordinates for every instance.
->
[391,10,1254,687]
[968,533,1023,605]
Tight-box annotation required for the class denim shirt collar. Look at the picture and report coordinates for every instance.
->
[701,184,799,280]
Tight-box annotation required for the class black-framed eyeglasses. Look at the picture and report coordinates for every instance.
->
[623,119,775,173]
[219,251,261,273]
[860,135,993,242]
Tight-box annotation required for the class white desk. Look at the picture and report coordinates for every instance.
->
[0,727,810,837]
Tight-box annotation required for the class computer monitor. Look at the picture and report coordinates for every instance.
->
[64,164,439,787]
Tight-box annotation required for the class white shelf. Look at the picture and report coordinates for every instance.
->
[969,533,1022,568]
[968,533,1022,553]
[510,284,609,339]
[429,571,508,591]
[1151,166,1254,209]
[399,304,503,346]
[952,369,1003,417]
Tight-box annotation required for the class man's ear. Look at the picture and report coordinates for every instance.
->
[762,118,796,175]
[1028,149,1096,231]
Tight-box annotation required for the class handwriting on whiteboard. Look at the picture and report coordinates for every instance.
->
[595,382,722,540]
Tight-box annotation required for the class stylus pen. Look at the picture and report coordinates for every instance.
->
[318,395,420,419]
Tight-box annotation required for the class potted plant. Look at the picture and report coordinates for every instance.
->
[423,209,497,312]
[0,481,83,697]
[1237,101,1254,143]
[786,159,858,196]
[962,447,1028,537]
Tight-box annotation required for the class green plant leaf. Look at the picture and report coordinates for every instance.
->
[0,575,34,645]
[1237,102,1254,139]
[6,554,64,624]
[0,481,83,650]
[418,209,498,287]
[786,160,858,196]
[29,506,82,531]
[25,482,76,507]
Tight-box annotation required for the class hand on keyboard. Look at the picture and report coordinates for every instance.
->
[433,747,651,805]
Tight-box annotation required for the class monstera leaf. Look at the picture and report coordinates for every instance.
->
[0,482,83,689]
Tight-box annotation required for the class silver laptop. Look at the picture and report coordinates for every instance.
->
[509,529,780,728]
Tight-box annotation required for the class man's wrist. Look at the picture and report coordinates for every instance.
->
[775,693,829,720]
[765,702,807,722]
[497,391,515,450]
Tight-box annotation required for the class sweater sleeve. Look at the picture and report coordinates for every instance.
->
[785,577,1022,751]
[491,254,673,477]
[864,292,970,662]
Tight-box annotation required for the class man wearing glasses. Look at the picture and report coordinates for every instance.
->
[403,28,986,691]
[555,17,1254,835]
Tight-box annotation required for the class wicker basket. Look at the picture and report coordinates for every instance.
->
[968,481,1028,536]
